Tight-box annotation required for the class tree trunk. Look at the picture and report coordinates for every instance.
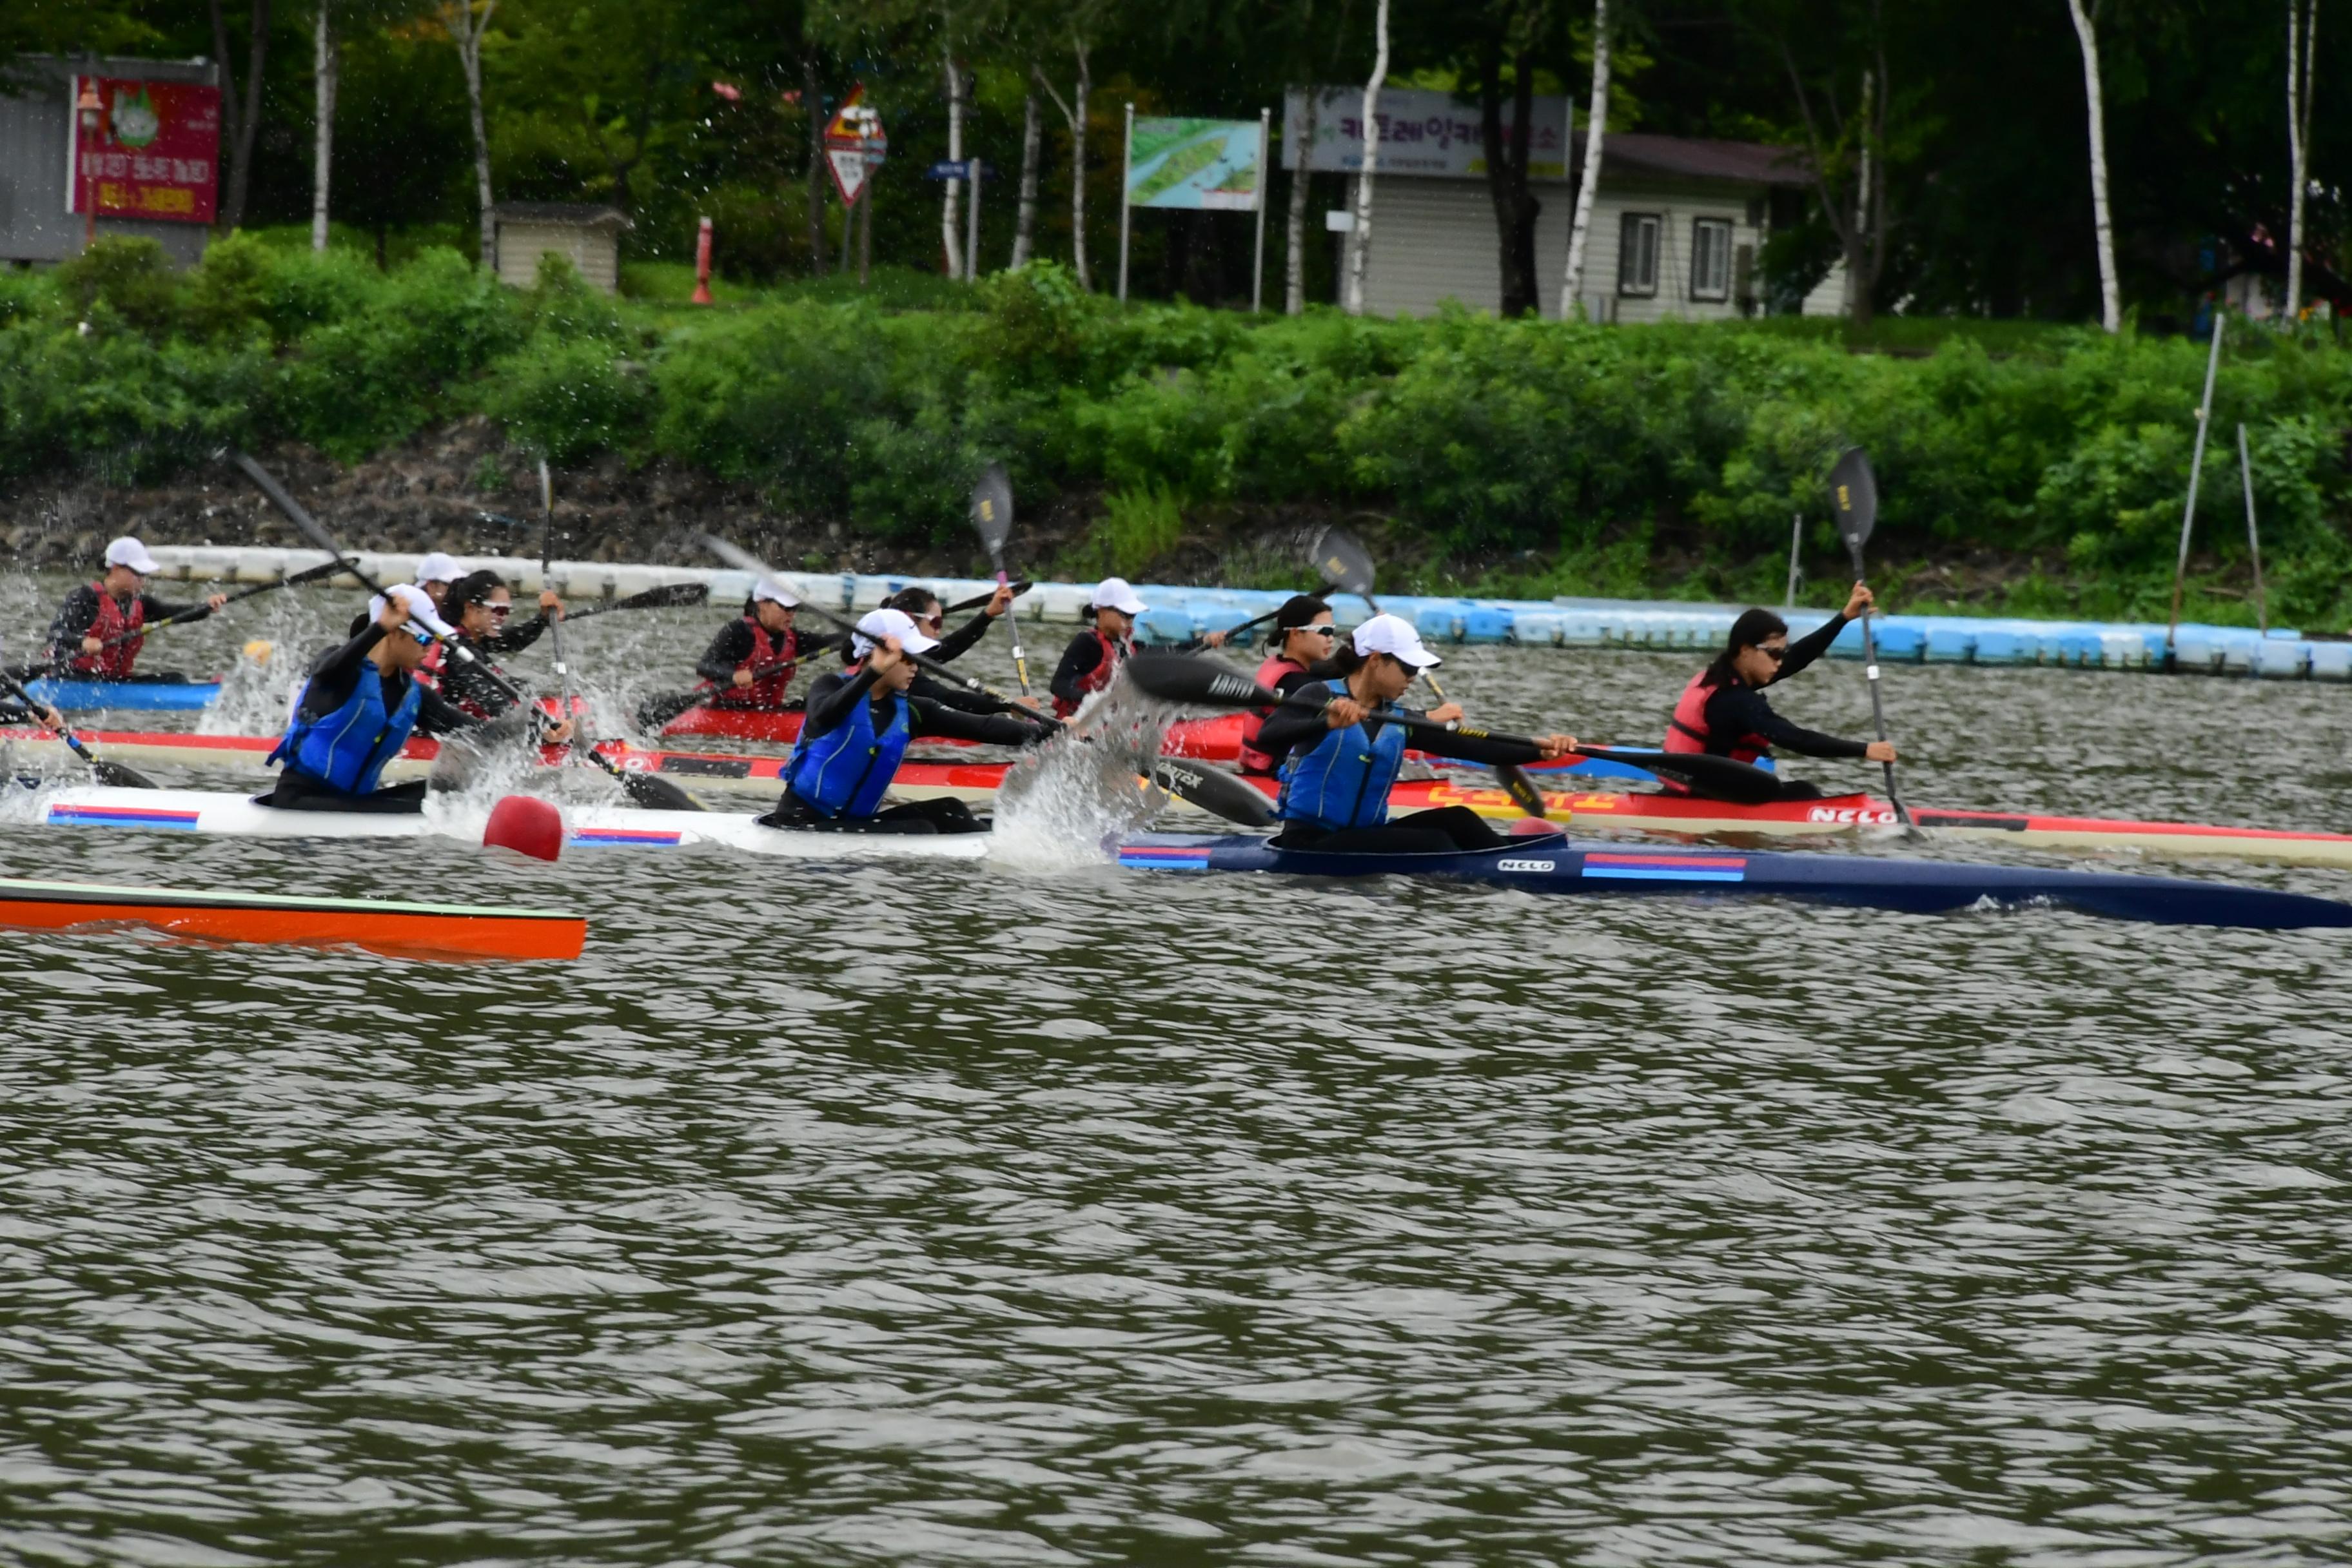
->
[941,42,965,279]
[443,0,499,268]
[859,171,873,286]
[1560,0,1610,315]
[1070,43,1092,289]
[208,0,240,229]
[805,52,825,277]
[310,0,336,251]
[219,0,270,231]
[1285,87,1317,314]
[1011,87,1042,269]
[2287,0,2318,322]
[1842,68,1874,324]
[1480,34,1541,317]
[1344,0,1389,315]
[2064,0,2121,332]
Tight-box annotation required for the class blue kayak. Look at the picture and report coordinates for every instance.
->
[1115,831,2352,930]
[24,678,224,713]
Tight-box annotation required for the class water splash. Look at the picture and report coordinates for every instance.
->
[988,678,1177,870]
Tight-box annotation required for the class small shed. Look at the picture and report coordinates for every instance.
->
[491,202,630,294]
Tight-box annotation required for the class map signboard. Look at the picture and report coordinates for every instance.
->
[1124,117,1264,211]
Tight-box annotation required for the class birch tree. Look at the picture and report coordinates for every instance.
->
[1284,88,1318,313]
[2064,0,2121,332]
[1010,86,1043,268]
[441,0,498,268]
[1033,30,1096,289]
[2286,0,2318,322]
[1344,0,1389,315]
[1778,5,1892,329]
[1560,0,1610,317]
[941,32,966,280]
[310,0,337,251]
[803,48,825,277]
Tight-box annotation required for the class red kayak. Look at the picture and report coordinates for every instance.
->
[658,705,1250,759]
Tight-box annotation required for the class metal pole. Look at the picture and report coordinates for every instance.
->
[965,160,981,282]
[1118,102,1134,303]
[2239,421,2268,635]
[1252,108,1270,313]
[2167,309,2226,663]
[841,190,855,273]
[1785,513,1801,607]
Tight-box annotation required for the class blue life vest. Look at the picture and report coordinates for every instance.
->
[785,681,912,818]
[267,664,423,795]
[1276,678,1408,832]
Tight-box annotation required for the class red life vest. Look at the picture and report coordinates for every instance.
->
[1237,654,1309,776]
[1663,669,1769,763]
[703,616,800,709]
[70,585,146,678]
[415,638,446,693]
[1053,629,1126,719]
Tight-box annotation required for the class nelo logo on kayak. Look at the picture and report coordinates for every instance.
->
[1806,805,1901,825]
[1494,858,1556,872]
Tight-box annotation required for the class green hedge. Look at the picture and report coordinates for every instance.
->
[12,237,2352,623]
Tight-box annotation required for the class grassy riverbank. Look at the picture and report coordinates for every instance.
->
[7,236,2349,628]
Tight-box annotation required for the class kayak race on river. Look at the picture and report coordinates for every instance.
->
[8,1,2352,1562]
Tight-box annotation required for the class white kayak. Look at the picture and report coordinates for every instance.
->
[24,787,991,862]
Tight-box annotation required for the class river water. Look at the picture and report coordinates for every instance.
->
[3,580,2349,1565]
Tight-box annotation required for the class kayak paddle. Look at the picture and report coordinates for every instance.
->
[231,451,704,813]
[1828,446,1914,828]
[538,458,586,760]
[968,463,1033,695]
[945,580,1033,616]
[0,669,156,788]
[700,535,1270,828]
[8,555,351,682]
[559,582,712,622]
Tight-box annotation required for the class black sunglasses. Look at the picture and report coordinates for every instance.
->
[1754,645,1787,663]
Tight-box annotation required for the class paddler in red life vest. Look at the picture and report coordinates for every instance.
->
[1251,613,1579,854]
[759,608,1051,835]
[1050,577,1151,718]
[435,570,575,740]
[693,578,818,710]
[1237,594,1338,776]
[43,536,228,682]
[1661,584,1897,801]
[407,553,467,694]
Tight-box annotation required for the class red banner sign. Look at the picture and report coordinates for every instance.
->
[68,77,221,224]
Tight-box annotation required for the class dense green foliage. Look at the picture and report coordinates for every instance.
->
[12,239,2352,624]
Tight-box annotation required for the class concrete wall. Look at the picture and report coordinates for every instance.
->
[495,222,622,294]
[0,57,215,268]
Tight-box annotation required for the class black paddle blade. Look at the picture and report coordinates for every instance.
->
[612,765,704,812]
[1494,763,1553,819]
[1124,652,1279,709]
[1311,525,1377,599]
[90,756,160,790]
[1828,447,1878,557]
[569,582,712,622]
[970,463,1014,560]
[1582,745,1785,806]
[1150,760,1275,827]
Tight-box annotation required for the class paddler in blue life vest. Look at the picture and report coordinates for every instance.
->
[1661,585,1896,801]
[43,536,228,683]
[1237,594,1338,776]
[1251,613,1578,854]
[263,585,482,814]
[760,607,1050,834]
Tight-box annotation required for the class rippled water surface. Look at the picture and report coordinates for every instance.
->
[4,578,2351,1565]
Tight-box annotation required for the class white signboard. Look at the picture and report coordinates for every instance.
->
[1282,87,1568,179]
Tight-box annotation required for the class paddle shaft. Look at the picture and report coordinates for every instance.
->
[560,583,710,622]
[1843,542,1913,827]
[540,461,581,743]
[992,559,1033,696]
[0,667,146,785]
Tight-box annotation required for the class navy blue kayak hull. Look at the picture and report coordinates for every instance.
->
[25,679,222,713]
[1115,832,2352,930]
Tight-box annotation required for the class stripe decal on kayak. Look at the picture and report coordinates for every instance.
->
[48,805,204,830]
[569,828,687,846]
[1118,845,1213,870]
[1580,851,1748,883]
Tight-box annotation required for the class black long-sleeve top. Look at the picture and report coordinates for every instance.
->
[928,609,996,665]
[437,631,524,720]
[801,667,1047,749]
[293,623,478,738]
[1693,611,1869,760]
[480,612,551,656]
[1253,681,1546,769]
[692,620,835,687]
[1048,630,1124,710]
[44,585,210,665]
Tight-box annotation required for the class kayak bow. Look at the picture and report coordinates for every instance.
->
[0,876,585,961]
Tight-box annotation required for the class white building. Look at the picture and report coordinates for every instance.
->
[1289,88,1845,322]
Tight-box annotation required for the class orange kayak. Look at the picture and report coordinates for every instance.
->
[0,876,586,961]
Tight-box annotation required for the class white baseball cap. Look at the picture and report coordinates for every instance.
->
[369,583,456,642]
[1091,576,1148,616]
[850,607,938,659]
[1353,612,1442,669]
[752,577,798,607]
[414,551,465,585]
[103,536,161,574]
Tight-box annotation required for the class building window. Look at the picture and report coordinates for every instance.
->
[1618,213,1660,297]
[1690,218,1734,302]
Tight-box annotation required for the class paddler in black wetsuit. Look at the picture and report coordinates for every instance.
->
[41,536,228,683]
[1237,594,1338,777]
[879,582,1041,716]
[1253,613,1578,854]
[760,608,1050,834]
[1660,583,1896,801]
[436,570,574,739]
[263,586,482,813]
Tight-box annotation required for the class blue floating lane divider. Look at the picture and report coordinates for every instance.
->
[135,547,2340,681]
